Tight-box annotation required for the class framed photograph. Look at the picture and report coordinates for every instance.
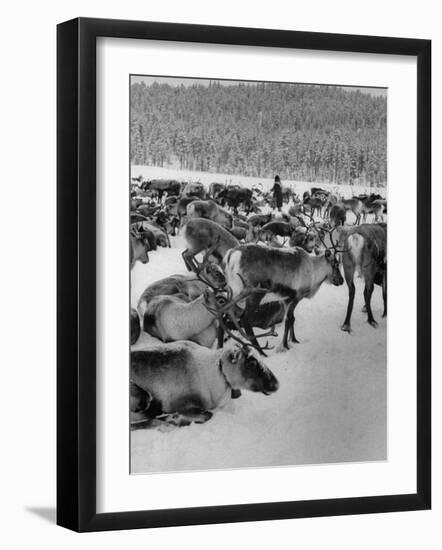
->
[57,17,431,532]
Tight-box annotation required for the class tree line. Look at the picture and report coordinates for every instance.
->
[130,80,387,186]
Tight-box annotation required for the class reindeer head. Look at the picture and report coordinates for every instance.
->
[324,249,344,286]
[130,226,150,265]
[200,261,226,289]
[220,345,279,395]
[202,287,228,310]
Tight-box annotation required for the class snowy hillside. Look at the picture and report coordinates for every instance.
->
[130,234,387,475]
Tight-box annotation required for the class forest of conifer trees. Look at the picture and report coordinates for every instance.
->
[130,80,387,186]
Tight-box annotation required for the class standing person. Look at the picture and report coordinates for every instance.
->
[271,175,283,212]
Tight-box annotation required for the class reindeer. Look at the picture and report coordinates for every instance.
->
[329,204,347,227]
[131,308,141,345]
[341,197,363,224]
[259,221,296,241]
[288,203,303,217]
[141,179,181,200]
[288,226,319,253]
[370,199,387,222]
[222,243,344,353]
[176,196,197,228]
[228,225,248,241]
[140,287,224,348]
[247,213,273,228]
[302,190,323,217]
[245,213,273,243]
[208,182,226,200]
[130,341,279,428]
[187,199,233,229]
[181,181,206,200]
[323,194,338,219]
[138,274,211,314]
[137,219,170,248]
[218,186,253,214]
[182,218,239,272]
[339,223,387,332]
[130,226,150,270]
[137,244,227,346]
[359,195,386,223]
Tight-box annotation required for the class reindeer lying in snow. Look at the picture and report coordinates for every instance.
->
[130,341,279,428]
[141,287,222,348]
[130,226,150,270]
[137,257,227,347]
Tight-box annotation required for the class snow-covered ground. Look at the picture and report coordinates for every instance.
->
[131,164,386,199]
[130,234,387,474]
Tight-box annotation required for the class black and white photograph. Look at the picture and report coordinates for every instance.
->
[129,76,388,474]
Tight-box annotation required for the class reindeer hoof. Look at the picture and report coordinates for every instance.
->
[341,323,351,333]
[368,320,378,328]
[382,312,387,318]
[362,305,367,313]
[275,343,289,353]
[231,389,242,399]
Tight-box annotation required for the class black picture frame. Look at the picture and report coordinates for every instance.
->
[57,17,431,532]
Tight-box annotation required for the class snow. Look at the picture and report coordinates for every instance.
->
[130,234,386,474]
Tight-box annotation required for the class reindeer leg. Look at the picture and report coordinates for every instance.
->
[241,314,268,357]
[217,323,225,348]
[283,300,299,346]
[275,301,292,352]
[161,395,214,426]
[341,281,355,333]
[161,409,213,426]
[288,300,300,343]
[364,278,377,327]
[229,293,268,356]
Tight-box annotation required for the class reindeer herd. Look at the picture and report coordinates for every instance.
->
[129,177,387,429]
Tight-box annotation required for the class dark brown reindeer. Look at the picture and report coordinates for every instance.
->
[323,194,338,219]
[303,190,324,217]
[222,243,344,353]
[131,308,141,345]
[339,223,387,332]
[259,221,296,242]
[329,204,347,227]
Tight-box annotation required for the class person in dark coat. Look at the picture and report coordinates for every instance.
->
[271,175,283,211]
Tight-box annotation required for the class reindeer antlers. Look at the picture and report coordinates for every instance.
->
[203,283,274,355]
[189,237,227,290]
[327,226,345,254]
[293,212,345,254]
